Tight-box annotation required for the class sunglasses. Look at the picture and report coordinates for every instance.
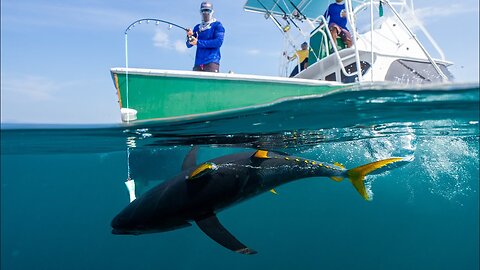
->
[201,9,212,13]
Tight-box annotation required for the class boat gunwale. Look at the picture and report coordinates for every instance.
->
[110,67,349,87]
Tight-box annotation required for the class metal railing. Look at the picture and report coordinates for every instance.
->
[309,16,361,78]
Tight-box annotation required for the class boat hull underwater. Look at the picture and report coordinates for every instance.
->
[111,148,406,254]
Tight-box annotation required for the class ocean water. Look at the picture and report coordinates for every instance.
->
[1,84,479,270]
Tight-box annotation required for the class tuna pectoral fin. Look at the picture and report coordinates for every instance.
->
[195,214,257,255]
[347,158,404,201]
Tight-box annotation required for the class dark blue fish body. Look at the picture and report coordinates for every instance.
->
[112,149,403,254]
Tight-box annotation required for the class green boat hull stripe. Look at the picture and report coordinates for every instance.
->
[111,68,348,121]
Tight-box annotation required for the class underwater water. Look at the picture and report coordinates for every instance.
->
[1,84,479,270]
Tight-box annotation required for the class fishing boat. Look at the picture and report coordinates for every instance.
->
[111,0,453,122]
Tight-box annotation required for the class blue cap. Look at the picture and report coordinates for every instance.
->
[200,1,213,11]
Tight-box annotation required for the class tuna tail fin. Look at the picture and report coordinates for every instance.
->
[347,158,404,201]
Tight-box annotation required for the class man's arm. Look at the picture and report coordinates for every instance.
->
[287,53,297,61]
[197,23,225,49]
[323,5,330,20]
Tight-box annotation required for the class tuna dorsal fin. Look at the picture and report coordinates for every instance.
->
[182,146,199,171]
[195,214,257,255]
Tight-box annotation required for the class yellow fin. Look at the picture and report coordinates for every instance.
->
[189,163,214,179]
[347,158,404,200]
[270,189,278,195]
[254,150,270,159]
[330,176,344,182]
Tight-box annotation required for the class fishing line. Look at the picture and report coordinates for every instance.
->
[123,18,192,115]
[125,137,137,203]
[121,18,192,202]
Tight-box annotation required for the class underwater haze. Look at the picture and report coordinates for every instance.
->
[1,84,479,270]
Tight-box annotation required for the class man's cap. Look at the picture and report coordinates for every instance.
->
[301,42,308,46]
[200,1,213,11]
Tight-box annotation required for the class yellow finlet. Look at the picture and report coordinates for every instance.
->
[189,163,214,179]
[270,189,278,195]
[334,162,345,169]
[254,150,270,159]
[330,176,344,182]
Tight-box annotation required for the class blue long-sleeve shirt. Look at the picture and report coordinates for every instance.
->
[324,2,348,31]
[186,21,225,66]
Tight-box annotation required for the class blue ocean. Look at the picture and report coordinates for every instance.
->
[1,84,479,270]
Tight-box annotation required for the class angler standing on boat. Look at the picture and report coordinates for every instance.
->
[285,42,309,77]
[324,0,352,48]
[186,1,225,72]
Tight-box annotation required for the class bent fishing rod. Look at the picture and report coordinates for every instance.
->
[122,18,194,111]
[124,18,189,34]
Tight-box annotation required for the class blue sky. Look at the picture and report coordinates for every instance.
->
[1,0,479,124]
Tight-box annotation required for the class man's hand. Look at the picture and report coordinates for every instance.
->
[186,28,193,37]
[189,36,198,46]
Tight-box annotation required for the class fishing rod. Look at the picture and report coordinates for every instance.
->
[272,1,301,31]
[125,18,196,43]
[124,18,189,34]
[256,0,289,32]
[288,0,307,21]
[123,18,195,120]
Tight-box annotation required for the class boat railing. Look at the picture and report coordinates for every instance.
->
[352,0,448,81]
[308,16,360,78]
[381,0,448,81]
[353,0,445,61]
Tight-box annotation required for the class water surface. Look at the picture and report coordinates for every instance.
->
[1,83,479,270]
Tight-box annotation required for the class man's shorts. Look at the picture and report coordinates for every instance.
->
[328,23,352,45]
[193,62,220,72]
